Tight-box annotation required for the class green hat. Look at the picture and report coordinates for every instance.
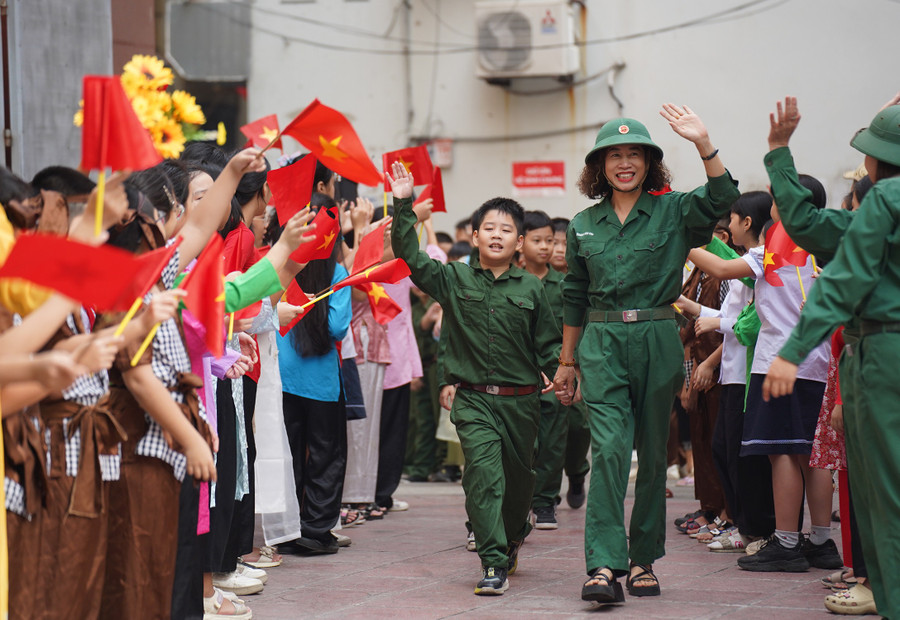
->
[851,105,900,167]
[585,118,663,164]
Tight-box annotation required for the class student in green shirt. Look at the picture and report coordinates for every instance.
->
[763,96,900,618]
[387,162,562,596]
[554,106,740,604]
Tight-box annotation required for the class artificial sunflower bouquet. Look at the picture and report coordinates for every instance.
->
[75,54,223,159]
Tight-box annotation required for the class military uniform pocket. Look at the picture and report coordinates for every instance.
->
[454,287,484,324]
[502,294,534,332]
[634,232,670,281]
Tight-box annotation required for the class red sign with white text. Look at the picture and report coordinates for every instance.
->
[512,161,565,197]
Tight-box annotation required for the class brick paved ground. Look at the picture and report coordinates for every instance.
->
[249,479,842,619]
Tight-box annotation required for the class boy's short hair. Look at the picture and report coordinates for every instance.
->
[523,210,552,234]
[550,217,569,234]
[455,217,471,231]
[448,241,472,261]
[470,197,525,235]
[435,231,453,245]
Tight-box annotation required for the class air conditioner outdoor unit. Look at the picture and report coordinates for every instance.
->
[475,0,580,81]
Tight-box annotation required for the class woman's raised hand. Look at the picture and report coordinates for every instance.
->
[386,161,414,199]
[660,103,709,144]
[768,96,801,150]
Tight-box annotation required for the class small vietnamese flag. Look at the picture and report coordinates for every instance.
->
[350,217,390,274]
[290,205,340,263]
[333,258,410,291]
[281,99,383,187]
[182,235,225,358]
[268,154,317,226]
[382,145,433,191]
[278,279,312,336]
[0,233,145,312]
[358,281,402,325]
[766,221,809,267]
[762,247,786,287]
[414,166,446,213]
[107,237,183,311]
[240,114,282,151]
[81,75,162,172]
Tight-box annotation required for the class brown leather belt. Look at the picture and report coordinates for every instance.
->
[458,382,538,396]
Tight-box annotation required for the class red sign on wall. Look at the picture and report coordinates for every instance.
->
[512,161,565,197]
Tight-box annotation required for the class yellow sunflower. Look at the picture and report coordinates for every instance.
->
[130,92,166,130]
[171,90,206,126]
[122,54,174,92]
[151,117,186,159]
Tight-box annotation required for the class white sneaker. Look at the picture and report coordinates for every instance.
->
[235,562,267,585]
[744,538,765,555]
[212,571,264,596]
[389,500,409,512]
[332,532,352,547]
[466,530,477,552]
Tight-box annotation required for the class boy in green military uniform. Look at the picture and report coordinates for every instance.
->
[387,162,562,596]
[520,210,569,529]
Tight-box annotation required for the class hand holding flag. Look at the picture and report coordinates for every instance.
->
[290,205,339,263]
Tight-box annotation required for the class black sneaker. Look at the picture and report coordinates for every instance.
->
[801,537,843,569]
[566,476,586,509]
[533,505,558,530]
[737,535,809,572]
[507,538,524,575]
[280,535,339,555]
[474,566,509,595]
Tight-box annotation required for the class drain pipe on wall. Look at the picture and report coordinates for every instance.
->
[1,0,12,169]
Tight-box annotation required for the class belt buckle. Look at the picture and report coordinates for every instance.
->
[622,309,638,323]
[485,385,500,395]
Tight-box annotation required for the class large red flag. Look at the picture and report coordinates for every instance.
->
[240,114,282,150]
[0,233,144,311]
[182,235,225,358]
[766,221,809,267]
[278,279,312,336]
[350,218,390,274]
[281,99,383,187]
[358,282,402,325]
[268,154,317,226]
[290,205,340,263]
[106,237,183,311]
[81,76,162,172]
[333,258,410,291]
[414,166,446,213]
[382,145,434,191]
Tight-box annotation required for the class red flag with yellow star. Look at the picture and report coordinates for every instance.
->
[357,281,402,324]
[289,205,340,263]
[268,154,317,226]
[278,279,312,336]
[281,99,383,187]
[414,166,445,213]
[240,114,282,151]
[382,145,433,191]
[762,226,787,287]
[350,218,391,274]
[181,235,225,358]
[332,258,410,291]
[765,221,809,267]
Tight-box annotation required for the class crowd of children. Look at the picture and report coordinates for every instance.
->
[3,91,900,619]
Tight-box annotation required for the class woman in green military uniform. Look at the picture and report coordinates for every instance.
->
[764,102,900,619]
[554,104,740,604]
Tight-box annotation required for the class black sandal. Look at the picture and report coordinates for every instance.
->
[581,567,624,604]
[626,563,660,597]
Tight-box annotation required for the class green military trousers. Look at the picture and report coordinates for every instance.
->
[532,391,569,508]
[840,331,900,618]
[579,319,684,576]
[565,400,591,482]
[451,388,540,568]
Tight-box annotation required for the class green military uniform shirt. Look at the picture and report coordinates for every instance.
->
[765,147,853,261]
[391,196,561,386]
[540,266,565,330]
[779,175,900,363]
[563,172,740,325]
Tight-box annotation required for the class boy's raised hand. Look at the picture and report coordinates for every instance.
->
[387,161,414,199]
[768,96,800,150]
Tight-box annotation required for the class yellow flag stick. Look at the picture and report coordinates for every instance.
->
[131,322,160,366]
[383,190,388,219]
[257,130,284,156]
[301,288,334,310]
[417,222,424,244]
[811,255,818,272]
[114,297,143,337]
[94,169,106,237]
[227,313,235,341]
[796,265,807,301]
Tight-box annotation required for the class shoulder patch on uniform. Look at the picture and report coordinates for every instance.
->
[576,231,594,237]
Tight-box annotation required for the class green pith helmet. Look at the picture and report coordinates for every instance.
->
[585,118,664,164]
[851,105,900,167]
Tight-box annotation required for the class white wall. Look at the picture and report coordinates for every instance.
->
[249,0,899,230]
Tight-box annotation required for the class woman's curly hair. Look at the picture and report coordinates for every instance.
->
[576,146,672,199]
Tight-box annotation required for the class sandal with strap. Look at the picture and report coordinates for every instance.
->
[203,589,252,619]
[341,505,365,527]
[626,563,660,597]
[581,567,624,604]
